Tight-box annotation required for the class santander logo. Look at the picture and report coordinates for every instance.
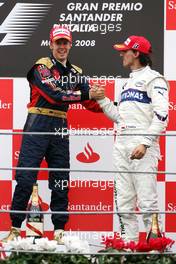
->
[76,142,100,163]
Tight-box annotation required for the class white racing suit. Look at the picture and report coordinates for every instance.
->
[98,66,169,242]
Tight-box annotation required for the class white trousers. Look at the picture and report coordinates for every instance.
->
[113,134,161,242]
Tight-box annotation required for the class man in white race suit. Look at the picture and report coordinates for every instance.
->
[96,35,169,242]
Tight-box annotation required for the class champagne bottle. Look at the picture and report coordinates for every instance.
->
[26,183,43,239]
[146,213,162,242]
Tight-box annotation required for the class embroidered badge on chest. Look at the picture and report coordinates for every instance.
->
[52,68,60,80]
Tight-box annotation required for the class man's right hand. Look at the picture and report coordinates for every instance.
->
[130,144,147,160]
[89,84,105,100]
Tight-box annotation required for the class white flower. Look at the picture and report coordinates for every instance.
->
[8,237,34,250]
[35,238,57,251]
[7,237,58,251]
[64,236,90,253]
[6,236,90,254]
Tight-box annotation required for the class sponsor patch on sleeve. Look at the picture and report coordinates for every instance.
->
[37,65,51,78]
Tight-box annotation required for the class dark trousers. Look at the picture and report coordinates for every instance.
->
[11,114,70,230]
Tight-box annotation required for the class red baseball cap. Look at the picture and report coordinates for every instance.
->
[50,24,72,43]
[113,35,152,54]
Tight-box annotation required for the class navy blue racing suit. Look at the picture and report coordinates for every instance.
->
[11,55,101,230]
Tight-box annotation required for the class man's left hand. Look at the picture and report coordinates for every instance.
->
[130,144,147,160]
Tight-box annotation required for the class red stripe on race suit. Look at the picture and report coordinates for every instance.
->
[31,84,57,104]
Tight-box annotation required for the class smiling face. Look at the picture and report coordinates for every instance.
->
[50,38,71,63]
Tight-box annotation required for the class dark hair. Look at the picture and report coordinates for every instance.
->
[132,50,153,67]
[138,52,152,67]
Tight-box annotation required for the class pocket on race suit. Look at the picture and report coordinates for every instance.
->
[125,136,141,160]
[151,142,161,161]
[23,113,52,132]
[148,144,161,173]
[132,144,160,173]
[127,134,160,159]
[23,114,37,131]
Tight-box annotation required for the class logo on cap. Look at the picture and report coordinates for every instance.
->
[132,43,140,49]
[124,38,131,46]
[114,35,152,54]
[50,24,72,43]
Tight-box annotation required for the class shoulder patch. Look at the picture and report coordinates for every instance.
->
[71,64,83,74]
[37,65,51,78]
[35,57,54,69]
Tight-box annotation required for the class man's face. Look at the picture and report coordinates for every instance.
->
[50,38,71,62]
[120,49,137,68]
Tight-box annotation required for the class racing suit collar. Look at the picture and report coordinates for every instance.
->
[129,65,150,78]
[50,54,72,74]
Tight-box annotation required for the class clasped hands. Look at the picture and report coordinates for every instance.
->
[89,84,105,100]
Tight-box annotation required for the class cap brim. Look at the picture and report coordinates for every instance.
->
[113,44,129,51]
[52,35,72,42]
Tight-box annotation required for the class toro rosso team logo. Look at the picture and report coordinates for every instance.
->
[0,2,52,45]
